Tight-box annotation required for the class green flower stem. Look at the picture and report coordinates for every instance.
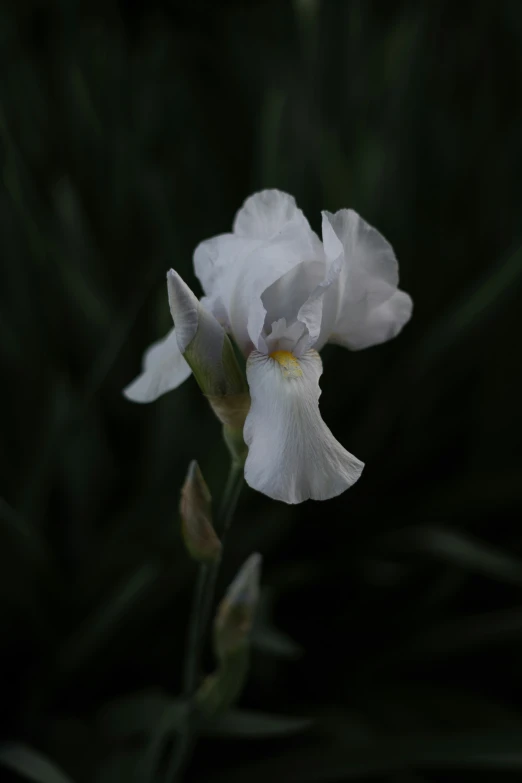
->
[182,564,209,697]
[195,459,243,655]
[196,646,250,718]
[167,458,244,782]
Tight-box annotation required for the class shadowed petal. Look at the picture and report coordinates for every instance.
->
[195,191,324,355]
[123,328,191,403]
[329,289,413,350]
[223,222,323,355]
[321,209,412,350]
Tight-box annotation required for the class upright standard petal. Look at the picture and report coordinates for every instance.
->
[330,288,413,351]
[321,209,413,351]
[194,191,325,356]
[233,190,311,239]
[193,190,313,303]
[217,220,323,355]
[260,251,344,357]
[123,327,191,403]
[193,234,263,298]
[244,350,364,504]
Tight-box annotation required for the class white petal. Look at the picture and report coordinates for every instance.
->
[260,260,326,346]
[194,191,324,355]
[123,327,191,403]
[330,289,413,350]
[193,233,262,297]
[324,208,399,288]
[264,318,307,354]
[321,209,412,350]
[259,240,344,356]
[233,190,310,239]
[244,350,364,504]
[200,293,230,330]
[295,248,345,352]
[222,220,323,355]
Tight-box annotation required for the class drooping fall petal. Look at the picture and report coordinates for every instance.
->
[244,349,364,503]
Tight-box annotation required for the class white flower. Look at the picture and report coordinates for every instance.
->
[124,190,413,504]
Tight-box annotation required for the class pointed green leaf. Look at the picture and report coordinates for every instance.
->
[382,525,522,585]
[211,731,522,782]
[251,624,303,659]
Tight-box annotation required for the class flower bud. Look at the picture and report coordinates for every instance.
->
[196,553,262,717]
[167,270,250,428]
[180,461,221,564]
[214,553,262,661]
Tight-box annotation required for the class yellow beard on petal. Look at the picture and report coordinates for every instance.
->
[269,350,303,379]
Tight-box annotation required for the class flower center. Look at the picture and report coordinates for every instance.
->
[269,350,303,378]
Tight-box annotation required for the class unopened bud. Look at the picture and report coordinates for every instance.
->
[167,270,250,463]
[167,270,249,404]
[196,553,262,717]
[214,553,262,660]
[180,461,221,563]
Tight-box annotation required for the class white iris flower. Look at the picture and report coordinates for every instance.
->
[124,190,412,504]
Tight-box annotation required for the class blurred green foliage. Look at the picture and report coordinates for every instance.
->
[0,0,522,781]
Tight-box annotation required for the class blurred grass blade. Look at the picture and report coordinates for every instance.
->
[213,731,522,782]
[94,751,142,783]
[97,692,187,782]
[97,690,181,740]
[140,701,187,783]
[52,178,111,329]
[391,606,522,664]
[381,525,522,585]
[251,590,303,659]
[0,497,53,568]
[415,242,522,372]
[58,563,161,674]
[0,744,75,783]
[207,708,312,738]
[100,694,311,742]
[259,88,286,185]
[251,624,303,659]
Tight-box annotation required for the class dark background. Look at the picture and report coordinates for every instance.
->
[1,1,522,781]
